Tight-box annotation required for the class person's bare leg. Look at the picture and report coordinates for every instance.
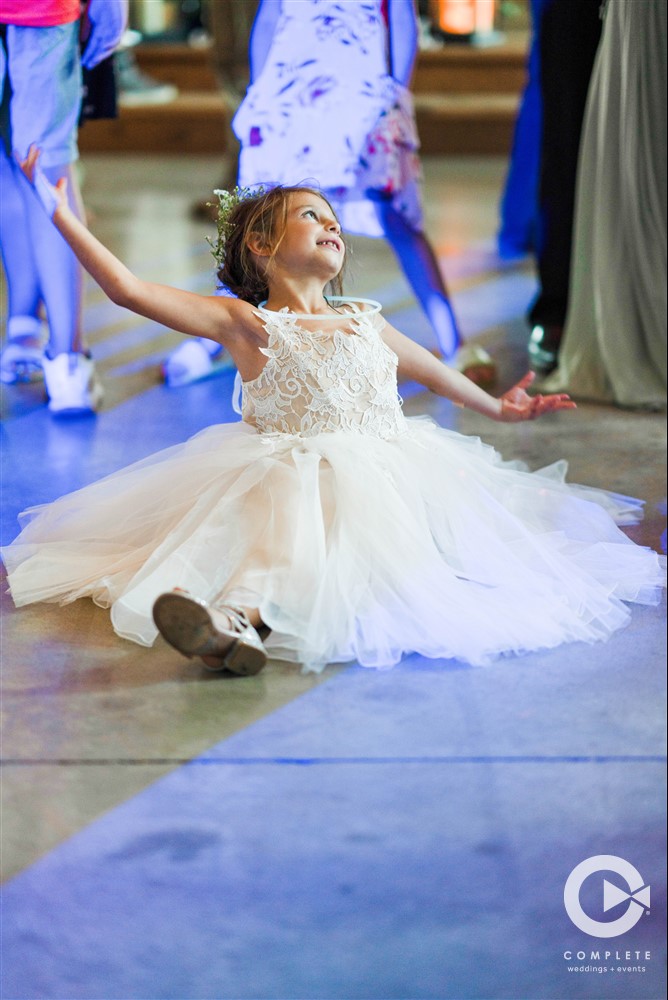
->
[211,602,266,632]
[238,605,265,630]
[374,199,461,359]
[374,200,496,385]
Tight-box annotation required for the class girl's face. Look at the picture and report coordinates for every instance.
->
[270,193,345,280]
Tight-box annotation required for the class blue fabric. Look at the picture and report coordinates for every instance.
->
[0,21,81,165]
[497,0,549,257]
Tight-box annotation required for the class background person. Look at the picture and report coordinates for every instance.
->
[542,0,667,409]
[0,0,127,413]
[525,0,602,375]
[165,0,496,389]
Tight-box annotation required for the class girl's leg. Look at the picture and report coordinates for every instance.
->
[216,603,266,631]
[373,198,461,359]
[200,601,269,670]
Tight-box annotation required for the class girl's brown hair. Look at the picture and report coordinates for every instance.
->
[217,186,345,305]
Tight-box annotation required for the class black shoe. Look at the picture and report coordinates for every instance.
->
[528,325,563,375]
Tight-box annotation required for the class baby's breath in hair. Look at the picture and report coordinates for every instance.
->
[206,185,268,270]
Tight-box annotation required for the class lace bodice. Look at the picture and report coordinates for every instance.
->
[235,299,407,439]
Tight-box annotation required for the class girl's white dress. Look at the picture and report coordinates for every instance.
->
[2,302,664,672]
[232,0,422,238]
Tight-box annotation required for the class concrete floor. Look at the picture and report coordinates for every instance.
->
[1,156,666,1000]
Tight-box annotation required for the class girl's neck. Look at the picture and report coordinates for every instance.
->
[264,277,338,316]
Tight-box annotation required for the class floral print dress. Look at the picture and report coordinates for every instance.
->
[232,0,423,237]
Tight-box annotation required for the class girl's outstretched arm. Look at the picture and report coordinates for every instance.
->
[381,320,576,422]
[18,146,257,353]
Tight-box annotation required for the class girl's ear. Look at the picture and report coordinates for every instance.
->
[247,233,271,257]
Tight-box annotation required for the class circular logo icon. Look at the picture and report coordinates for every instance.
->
[564,855,650,938]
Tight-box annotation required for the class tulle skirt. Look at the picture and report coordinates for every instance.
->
[2,418,664,671]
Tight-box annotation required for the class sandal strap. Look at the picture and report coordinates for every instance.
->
[214,603,252,634]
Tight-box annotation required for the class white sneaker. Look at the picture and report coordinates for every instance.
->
[0,316,46,384]
[42,352,103,415]
[162,339,232,387]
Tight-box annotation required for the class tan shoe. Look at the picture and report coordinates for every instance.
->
[453,344,497,390]
[152,591,267,676]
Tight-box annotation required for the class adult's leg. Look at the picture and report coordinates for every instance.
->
[497,0,547,258]
[0,28,45,381]
[0,154,46,381]
[374,198,460,358]
[19,160,85,356]
[7,22,86,356]
[528,0,602,369]
[8,22,101,411]
[0,152,41,320]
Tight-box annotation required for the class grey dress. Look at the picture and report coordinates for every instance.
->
[544,0,667,408]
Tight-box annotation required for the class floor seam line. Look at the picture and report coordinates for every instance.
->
[2,754,665,766]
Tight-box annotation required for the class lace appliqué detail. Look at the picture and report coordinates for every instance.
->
[239,303,406,440]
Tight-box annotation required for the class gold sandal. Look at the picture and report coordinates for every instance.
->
[453,344,497,390]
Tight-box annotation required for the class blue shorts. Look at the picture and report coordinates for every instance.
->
[0,21,81,166]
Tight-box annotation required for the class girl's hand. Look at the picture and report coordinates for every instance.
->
[498,372,576,422]
[17,145,68,219]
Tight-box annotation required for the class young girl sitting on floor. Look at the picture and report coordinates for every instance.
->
[3,147,664,676]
